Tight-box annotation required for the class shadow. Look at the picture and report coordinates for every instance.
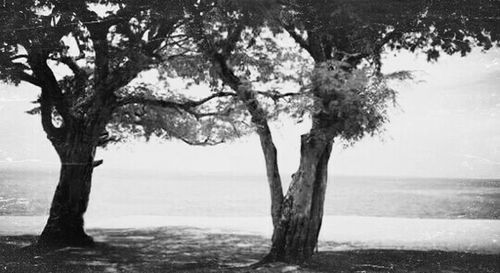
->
[1,229,499,272]
[0,235,144,273]
[0,226,270,273]
[306,249,500,273]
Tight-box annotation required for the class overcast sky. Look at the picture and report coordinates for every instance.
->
[1,48,499,179]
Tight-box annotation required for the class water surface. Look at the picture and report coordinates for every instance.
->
[1,167,499,219]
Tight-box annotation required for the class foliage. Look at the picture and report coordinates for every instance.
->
[170,1,316,126]
[306,60,400,143]
[0,0,251,147]
[2,0,499,148]
[270,0,500,144]
[109,82,251,145]
[280,0,500,63]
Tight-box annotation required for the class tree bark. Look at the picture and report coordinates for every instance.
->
[203,47,285,228]
[37,134,97,248]
[262,131,333,264]
[23,28,136,249]
[255,122,284,227]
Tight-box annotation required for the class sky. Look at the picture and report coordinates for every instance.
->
[1,48,499,179]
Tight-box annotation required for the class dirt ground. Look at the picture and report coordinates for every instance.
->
[0,226,498,273]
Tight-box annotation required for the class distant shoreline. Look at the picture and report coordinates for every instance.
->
[2,164,500,181]
[2,169,500,219]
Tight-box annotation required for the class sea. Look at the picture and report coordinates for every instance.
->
[1,166,499,220]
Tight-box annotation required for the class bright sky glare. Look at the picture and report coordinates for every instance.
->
[1,48,499,179]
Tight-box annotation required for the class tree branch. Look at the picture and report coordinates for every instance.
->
[90,51,154,113]
[57,56,84,76]
[256,90,302,101]
[116,92,236,119]
[49,55,88,97]
[189,108,232,119]
[183,92,236,107]
[28,51,70,123]
[177,135,225,146]
[282,24,311,53]
[117,91,235,107]
[223,24,244,56]
[39,88,66,142]
[19,72,41,87]
[9,54,28,61]
[12,62,31,71]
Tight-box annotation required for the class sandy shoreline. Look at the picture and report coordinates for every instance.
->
[1,215,499,254]
[1,225,499,273]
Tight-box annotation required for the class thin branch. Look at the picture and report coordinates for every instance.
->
[256,91,302,101]
[96,52,153,102]
[177,135,225,146]
[117,91,234,107]
[73,36,87,60]
[19,72,41,87]
[57,56,87,97]
[0,17,126,34]
[223,24,244,56]
[163,49,194,61]
[60,56,82,75]
[282,24,311,52]
[189,108,232,119]
[92,159,103,168]
[116,92,236,118]
[183,92,236,107]
[12,62,31,71]
[164,37,194,52]
[9,54,28,61]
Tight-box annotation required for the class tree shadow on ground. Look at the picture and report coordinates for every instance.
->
[0,226,270,273]
[306,249,500,273]
[1,227,498,273]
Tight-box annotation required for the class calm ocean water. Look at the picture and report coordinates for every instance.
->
[1,167,499,219]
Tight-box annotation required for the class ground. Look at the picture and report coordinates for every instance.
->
[0,227,498,273]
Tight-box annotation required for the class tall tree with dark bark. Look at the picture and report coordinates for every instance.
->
[260,0,500,263]
[0,0,232,248]
[177,1,405,264]
[168,0,500,264]
[180,1,313,228]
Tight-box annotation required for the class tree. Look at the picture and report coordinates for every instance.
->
[178,0,312,228]
[0,0,229,247]
[160,0,500,264]
[174,3,405,263]
[173,0,404,264]
[259,0,500,263]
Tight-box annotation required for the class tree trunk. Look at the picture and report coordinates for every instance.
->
[262,132,333,264]
[205,47,284,227]
[37,138,96,248]
[256,123,284,228]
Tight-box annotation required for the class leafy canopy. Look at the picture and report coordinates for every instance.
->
[272,0,500,142]
[0,0,247,146]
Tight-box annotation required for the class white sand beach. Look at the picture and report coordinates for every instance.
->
[1,215,499,254]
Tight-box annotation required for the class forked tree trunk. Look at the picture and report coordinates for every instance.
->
[26,41,117,248]
[262,132,333,264]
[37,136,97,248]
